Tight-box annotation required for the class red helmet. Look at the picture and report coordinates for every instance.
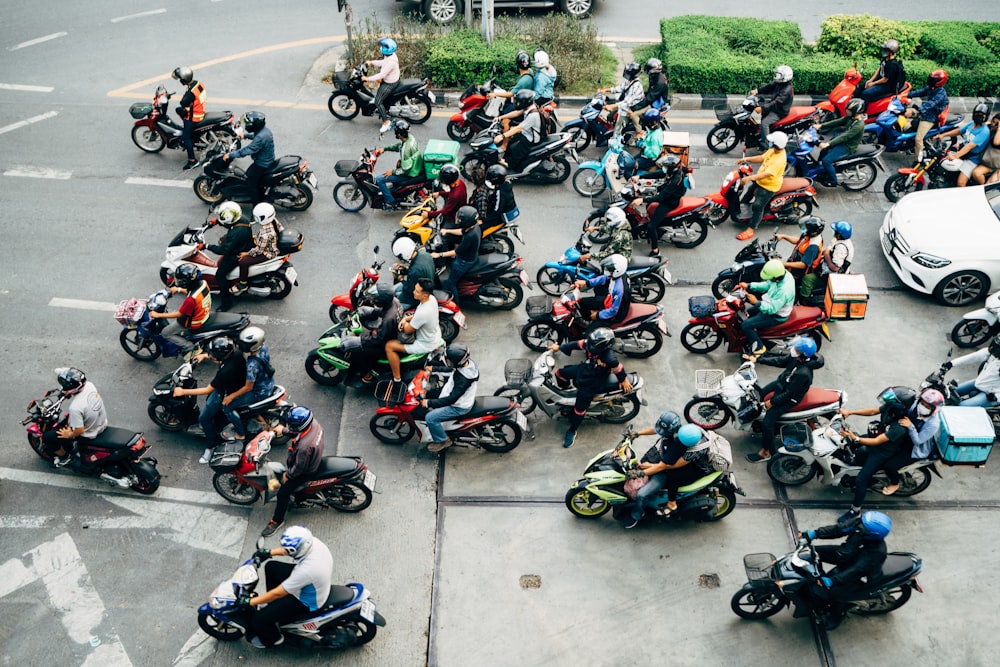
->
[927,69,948,88]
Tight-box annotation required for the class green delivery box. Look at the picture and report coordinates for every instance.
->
[935,406,996,466]
[424,139,460,180]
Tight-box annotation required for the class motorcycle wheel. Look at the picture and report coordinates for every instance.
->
[620,325,662,359]
[883,172,925,203]
[212,471,261,505]
[566,126,591,152]
[147,402,184,432]
[324,481,373,512]
[439,315,459,344]
[766,454,817,486]
[520,320,568,351]
[198,612,245,641]
[329,304,351,325]
[460,155,489,180]
[194,129,238,156]
[669,218,709,249]
[120,328,162,361]
[572,167,606,197]
[478,419,522,453]
[193,175,223,204]
[774,198,813,224]
[731,584,787,620]
[493,384,537,415]
[951,318,995,349]
[630,274,666,304]
[496,278,524,310]
[839,161,878,192]
[564,481,611,518]
[446,119,474,143]
[399,93,433,124]
[680,322,723,354]
[600,394,641,424]
[264,273,293,299]
[546,156,572,184]
[158,267,172,286]
[131,125,165,153]
[851,585,912,615]
[130,472,160,495]
[329,615,378,646]
[701,487,737,521]
[369,413,416,444]
[711,274,738,299]
[282,184,313,211]
[707,123,739,154]
[893,467,932,497]
[485,234,514,256]
[536,267,573,297]
[333,182,368,212]
[862,129,879,145]
[706,202,729,225]
[328,92,360,120]
[684,397,732,431]
[305,351,346,387]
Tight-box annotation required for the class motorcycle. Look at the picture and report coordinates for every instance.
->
[707,93,820,154]
[460,121,573,185]
[328,62,434,124]
[731,538,923,630]
[704,162,817,226]
[193,150,317,211]
[585,182,713,250]
[439,250,530,310]
[710,232,782,298]
[571,136,640,197]
[115,290,249,362]
[520,288,668,359]
[332,147,434,213]
[562,92,670,153]
[787,126,885,192]
[564,425,742,522]
[679,288,831,356]
[922,362,1000,431]
[23,389,160,494]
[883,136,962,203]
[160,217,303,301]
[446,76,506,142]
[198,547,385,649]
[815,66,911,122]
[129,85,239,160]
[863,96,962,152]
[950,290,1000,348]
[393,196,522,256]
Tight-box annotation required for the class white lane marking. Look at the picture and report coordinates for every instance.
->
[47,297,308,326]
[0,534,133,665]
[0,466,230,506]
[0,83,54,92]
[4,167,71,180]
[110,8,167,23]
[125,176,193,188]
[0,110,59,135]
[9,32,67,50]
[172,631,217,667]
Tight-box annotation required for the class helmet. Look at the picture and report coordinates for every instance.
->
[55,367,86,395]
[174,263,202,289]
[172,66,193,85]
[860,511,892,540]
[657,154,681,172]
[445,343,471,367]
[640,108,661,129]
[654,410,682,438]
[208,336,236,361]
[252,202,276,226]
[285,406,314,433]
[379,37,397,56]
[677,424,703,447]
[973,103,989,125]
[990,334,1000,359]
[532,50,549,69]
[585,327,615,353]
[515,50,530,70]
[831,220,853,239]
[603,207,627,229]
[760,259,786,281]
[438,163,460,186]
[845,98,866,116]
[485,164,507,186]
[919,387,945,409]
[243,111,265,133]
[358,305,384,330]
[767,131,788,149]
[513,89,535,110]
[798,215,824,237]
[238,326,266,354]
[773,65,794,83]
[392,119,410,139]
[622,62,641,81]
[927,69,948,89]
[456,205,479,229]
[215,201,242,228]
[600,254,628,279]
[279,526,314,562]
[392,236,417,261]
[880,39,900,56]
[789,335,818,359]
[643,57,662,74]
[877,386,917,418]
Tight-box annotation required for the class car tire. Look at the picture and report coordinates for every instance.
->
[933,271,990,307]
[560,0,593,18]
[423,0,461,25]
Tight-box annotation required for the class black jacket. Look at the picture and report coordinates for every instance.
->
[757,81,794,118]
[767,356,815,410]
[636,72,669,111]
[558,340,627,392]
[360,299,401,351]
[400,250,436,306]
[208,224,254,258]
[647,169,686,211]
[813,518,888,587]
[481,182,516,226]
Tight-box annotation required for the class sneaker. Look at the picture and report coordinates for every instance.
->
[52,455,70,468]
[837,508,861,525]
[261,519,284,538]
[379,120,392,134]
[382,202,397,211]
[199,448,213,464]
[249,635,283,649]
[563,430,577,448]
[736,228,755,241]
[182,160,199,171]
[623,516,640,529]
[427,439,452,453]
[231,282,249,295]
[745,452,771,464]
[750,343,767,356]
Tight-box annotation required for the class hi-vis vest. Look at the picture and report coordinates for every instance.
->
[188,282,212,328]
[794,236,824,272]
[187,81,206,122]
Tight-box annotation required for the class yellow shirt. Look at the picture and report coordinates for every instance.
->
[757,148,787,192]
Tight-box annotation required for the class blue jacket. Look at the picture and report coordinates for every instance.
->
[231,126,275,167]
[585,274,626,320]
[909,86,949,123]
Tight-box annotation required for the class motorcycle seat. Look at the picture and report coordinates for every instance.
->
[876,553,918,583]
[627,257,661,270]
[678,471,723,493]
[190,312,248,335]
[466,252,515,276]
[663,196,708,216]
[266,156,301,175]
[244,386,286,411]
[433,290,452,303]
[525,134,570,156]
[88,427,142,449]
[613,303,660,328]
[945,114,961,126]
[300,456,360,480]
[194,112,231,128]
[848,144,880,158]
[290,585,358,620]
[599,371,640,392]
[464,396,513,419]
[764,387,842,411]
[759,306,825,337]
[775,107,817,126]
[394,78,426,93]
[774,177,813,194]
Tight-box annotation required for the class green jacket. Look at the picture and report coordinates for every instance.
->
[386,135,423,177]
[592,226,633,263]
[819,115,864,154]
[639,127,664,160]
[748,273,795,320]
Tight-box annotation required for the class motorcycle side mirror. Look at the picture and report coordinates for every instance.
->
[373,245,380,255]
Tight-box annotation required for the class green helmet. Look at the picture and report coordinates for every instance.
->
[759,259,786,281]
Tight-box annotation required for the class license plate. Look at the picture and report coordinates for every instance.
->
[363,469,376,490]
[514,409,528,430]
[452,311,467,328]
[519,269,529,285]
[427,90,437,104]
[360,598,375,622]
[660,267,674,284]
[657,318,668,335]
[285,266,298,284]
[306,174,318,189]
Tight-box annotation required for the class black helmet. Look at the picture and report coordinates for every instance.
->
[654,410,682,438]
[438,163,460,186]
[877,385,917,419]
[358,305,384,330]
[622,62,641,81]
[393,119,410,139]
[208,336,236,361]
[372,284,396,309]
[989,334,1000,359]
[456,205,479,229]
[172,66,193,85]
[243,111,266,133]
[174,263,202,289]
[55,367,87,395]
[973,103,989,124]
[798,215,825,237]
[515,50,530,70]
[845,98,866,116]
[485,164,508,185]
[285,406,314,433]
[643,58,662,74]
[445,343,471,367]
[513,89,535,110]
[585,327,615,353]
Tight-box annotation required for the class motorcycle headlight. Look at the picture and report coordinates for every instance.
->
[209,596,229,610]
[911,252,951,269]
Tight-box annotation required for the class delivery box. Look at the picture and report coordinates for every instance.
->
[936,405,996,467]
[423,139,460,180]
[825,273,868,320]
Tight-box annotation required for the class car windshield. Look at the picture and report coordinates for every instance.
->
[987,183,1000,221]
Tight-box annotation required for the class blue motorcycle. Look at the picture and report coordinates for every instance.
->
[864,96,963,153]
[786,127,885,192]
[563,91,670,154]
[572,137,639,197]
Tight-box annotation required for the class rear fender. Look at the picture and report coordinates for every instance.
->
[330,293,352,308]
[448,111,465,123]
[959,306,995,324]
[131,458,160,484]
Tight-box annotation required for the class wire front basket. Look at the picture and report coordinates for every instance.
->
[590,191,613,210]
[504,358,533,386]
[525,296,554,319]
[695,369,725,397]
[744,553,776,585]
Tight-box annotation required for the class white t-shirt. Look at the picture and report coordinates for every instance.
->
[281,539,333,611]
[407,295,442,354]
[68,382,108,438]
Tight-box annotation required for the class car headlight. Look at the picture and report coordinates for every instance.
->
[911,252,951,269]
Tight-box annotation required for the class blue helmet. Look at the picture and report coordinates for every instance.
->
[677,424,703,447]
[286,406,314,433]
[640,108,661,129]
[831,220,853,240]
[790,335,817,359]
[860,511,892,540]
[654,410,682,438]
[379,37,397,56]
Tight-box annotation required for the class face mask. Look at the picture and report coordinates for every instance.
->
[917,405,932,417]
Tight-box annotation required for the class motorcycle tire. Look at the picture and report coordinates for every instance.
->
[668,218,709,249]
[520,319,569,351]
[707,122,740,154]
[545,156,572,184]
[536,266,574,297]
[131,125,166,153]
[774,198,813,224]
[369,413,416,445]
[333,181,368,212]
[398,93,433,125]
[159,267,172,286]
[564,480,612,518]
[572,167,606,197]
[683,397,732,431]
[129,464,161,495]
[892,467,932,497]
[731,584,787,620]
[600,394,641,424]
[496,278,524,310]
[305,351,347,387]
[584,211,611,244]
[629,274,666,304]
[702,487,737,521]
[147,402,184,432]
[195,128,239,156]
[446,119,474,143]
[839,161,878,192]
[328,92,360,120]
[266,272,293,299]
[706,202,729,225]
[212,471,261,505]
[766,454,817,486]
[198,612,245,641]
[193,175,224,204]
[120,328,162,361]
[680,322,723,354]
[883,172,925,203]
[493,384,537,415]
[711,274,739,299]
[329,615,378,646]
[850,585,913,615]
[485,234,514,256]
[950,318,995,349]
[280,184,313,212]
[620,325,663,359]
[323,481,373,512]
[460,155,490,181]
[477,419,522,453]
[329,304,351,325]
[566,126,591,152]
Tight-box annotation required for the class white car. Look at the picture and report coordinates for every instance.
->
[401,0,595,25]
[880,183,1000,306]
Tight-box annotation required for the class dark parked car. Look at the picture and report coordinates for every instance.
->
[399,0,595,25]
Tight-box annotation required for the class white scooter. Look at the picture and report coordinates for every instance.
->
[950,290,1000,349]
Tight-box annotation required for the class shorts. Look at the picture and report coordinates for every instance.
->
[958,159,977,178]
[404,340,440,355]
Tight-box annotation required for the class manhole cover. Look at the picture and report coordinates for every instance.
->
[698,573,720,589]
[519,575,542,589]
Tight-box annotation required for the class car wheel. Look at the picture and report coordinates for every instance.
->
[933,271,990,307]
[423,0,460,25]
[560,0,593,18]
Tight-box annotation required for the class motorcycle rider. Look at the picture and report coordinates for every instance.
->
[478,164,518,228]
[362,37,401,134]
[423,344,479,453]
[532,50,557,106]
[860,40,905,103]
[384,278,442,393]
[581,208,632,264]
[574,254,631,326]
[943,335,1000,408]
[971,113,1000,185]
[172,66,206,170]
[636,154,687,257]
[224,110,274,204]
[746,336,819,464]
[635,109,667,174]
[737,258,796,356]
[599,62,645,137]
[813,98,866,188]
[261,407,325,538]
[432,206,481,299]
[908,69,949,159]
[628,58,669,127]
[818,220,855,280]
[495,90,544,174]
[735,131,788,242]
[391,237,435,311]
[777,215,825,301]
[234,203,285,295]
[490,50,535,117]
[42,367,108,467]
[938,102,991,187]
[150,263,213,354]
[207,201,254,311]
[751,65,794,148]
[375,120,424,210]
[549,327,632,448]
[222,326,276,430]
[623,410,682,527]
[421,164,468,229]
[249,525,333,649]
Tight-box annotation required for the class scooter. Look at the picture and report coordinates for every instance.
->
[198,547,386,649]
[705,163,817,226]
[193,149,317,211]
[439,249,531,310]
[585,183,712,250]
[460,121,573,185]
[23,389,161,494]
[393,196,522,256]
[564,425,742,523]
[571,136,639,197]
[332,147,435,213]
[950,290,1000,348]
[561,91,662,153]
[493,352,647,426]
[922,362,1000,431]
[520,288,668,359]
[883,136,962,203]
[707,93,820,154]
[115,290,249,362]
[209,430,376,510]
[815,66,911,122]
[710,232,782,298]
[446,76,506,142]
[679,288,831,356]
[863,96,962,152]
[160,217,303,300]
[129,85,239,160]
[732,538,922,630]
[787,126,885,192]
[328,62,434,124]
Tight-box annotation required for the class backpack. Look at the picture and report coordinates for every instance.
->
[690,431,734,472]
[894,59,907,94]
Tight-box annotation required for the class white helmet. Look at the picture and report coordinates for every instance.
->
[392,236,417,261]
[773,65,793,83]
[604,207,627,229]
[279,526,314,562]
[767,131,789,149]
[216,201,242,227]
[238,326,266,354]
[600,253,628,278]
[252,202,276,226]
[533,50,549,69]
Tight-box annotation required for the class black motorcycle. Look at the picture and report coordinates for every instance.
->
[460,122,572,185]
[710,232,782,298]
[193,151,317,211]
[434,244,530,310]
[328,63,433,125]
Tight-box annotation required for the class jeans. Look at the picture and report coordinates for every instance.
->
[376,173,413,205]
[250,561,311,646]
[555,364,600,432]
[161,322,196,354]
[245,162,266,205]
[271,476,307,525]
[200,391,243,449]
[215,255,239,310]
[426,403,471,443]
[760,112,781,145]
[443,256,476,299]
[663,464,708,501]
[223,393,259,438]
[859,83,894,103]
[957,380,998,407]
[740,306,783,352]
[758,380,794,455]
[820,144,851,184]
[182,119,197,161]
[629,472,666,522]
[853,444,901,507]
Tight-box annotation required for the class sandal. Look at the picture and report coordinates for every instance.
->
[736,229,755,241]
[881,484,900,496]
[656,505,677,517]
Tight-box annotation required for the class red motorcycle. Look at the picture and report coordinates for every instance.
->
[332,147,433,213]
[815,66,911,122]
[679,290,830,356]
[586,184,713,249]
[129,85,238,159]
[446,77,506,143]
[705,163,817,227]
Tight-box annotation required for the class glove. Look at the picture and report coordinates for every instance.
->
[988,393,997,403]
[941,361,952,372]
[806,530,816,541]
[253,549,272,563]
[819,576,833,588]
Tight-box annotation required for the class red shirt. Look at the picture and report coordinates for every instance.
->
[428,180,468,224]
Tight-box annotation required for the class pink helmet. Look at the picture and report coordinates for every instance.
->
[919,388,945,408]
